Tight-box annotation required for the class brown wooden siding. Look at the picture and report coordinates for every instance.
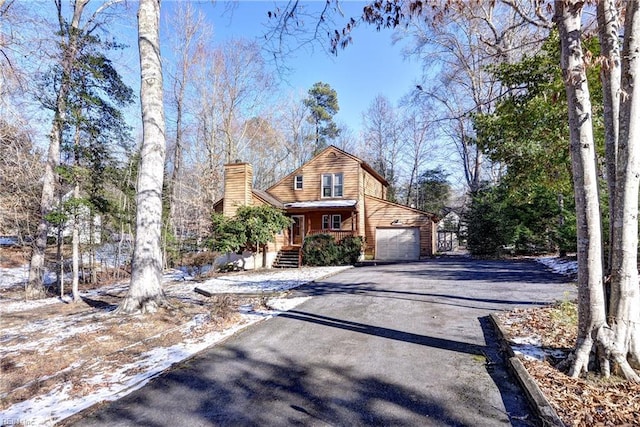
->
[364,195,436,258]
[268,147,362,202]
[223,163,253,217]
[362,169,385,198]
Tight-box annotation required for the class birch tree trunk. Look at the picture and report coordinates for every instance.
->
[26,0,88,300]
[117,0,168,314]
[555,0,608,378]
[608,0,640,381]
[557,0,640,381]
[597,0,621,275]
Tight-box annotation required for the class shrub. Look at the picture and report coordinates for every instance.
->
[302,234,363,266]
[338,235,364,265]
[302,234,339,266]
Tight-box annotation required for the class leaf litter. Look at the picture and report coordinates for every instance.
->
[496,256,640,427]
[0,260,349,426]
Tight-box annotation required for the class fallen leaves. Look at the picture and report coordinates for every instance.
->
[498,304,640,426]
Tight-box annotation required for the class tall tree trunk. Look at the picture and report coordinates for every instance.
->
[166,78,185,268]
[608,0,640,381]
[557,0,640,381]
[26,0,88,300]
[555,0,608,378]
[71,181,80,302]
[117,0,168,314]
[597,0,621,276]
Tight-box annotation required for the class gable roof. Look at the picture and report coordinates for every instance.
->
[253,189,283,208]
[212,189,284,212]
[364,194,439,222]
[266,145,389,193]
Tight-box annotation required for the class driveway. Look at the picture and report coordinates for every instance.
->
[72,256,574,426]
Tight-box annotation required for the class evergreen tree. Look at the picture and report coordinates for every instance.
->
[415,168,450,214]
[303,82,340,155]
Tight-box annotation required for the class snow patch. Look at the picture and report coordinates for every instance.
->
[536,256,578,276]
[0,264,348,426]
[195,266,351,295]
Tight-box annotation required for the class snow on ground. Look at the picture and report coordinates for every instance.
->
[0,264,351,426]
[509,336,567,362]
[536,256,578,276]
[502,255,578,363]
[194,266,350,294]
[0,264,56,290]
[4,315,259,425]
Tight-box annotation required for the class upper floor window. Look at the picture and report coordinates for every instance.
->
[322,173,343,198]
[294,175,303,190]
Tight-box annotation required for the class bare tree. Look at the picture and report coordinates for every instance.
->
[193,46,225,210]
[216,39,275,163]
[406,2,543,192]
[555,0,608,378]
[361,94,405,201]
[164,2,209,264]
[402,110,433,207]
[0,120,41,240]
[117,0,168,314]
[277,91,313,170]
[242,116,288,189]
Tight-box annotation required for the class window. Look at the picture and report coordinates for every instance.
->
[321,173,343,198]
[294,175,303,190]
[322,214,342,230]
[332,214,342,230]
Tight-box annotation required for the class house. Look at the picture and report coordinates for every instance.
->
[213,146,438,267]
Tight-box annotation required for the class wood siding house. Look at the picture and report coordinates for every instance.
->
[214,146,438,266]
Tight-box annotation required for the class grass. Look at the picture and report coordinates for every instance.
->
[0,273,263,414]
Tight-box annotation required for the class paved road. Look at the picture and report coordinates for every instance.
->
[72,257,574,426]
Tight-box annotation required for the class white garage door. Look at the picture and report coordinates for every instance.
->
[375,227,420,261]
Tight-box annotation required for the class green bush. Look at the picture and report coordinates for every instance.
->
[339,235,364,265]
[302,234,339,266]
[302,234,364,266]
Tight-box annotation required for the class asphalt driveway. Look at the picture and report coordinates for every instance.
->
[72,256,575,426]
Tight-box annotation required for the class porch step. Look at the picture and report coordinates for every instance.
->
[273,248,301,268]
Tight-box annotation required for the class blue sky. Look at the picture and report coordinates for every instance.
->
[182,1,424,134]
[24,1,423,148]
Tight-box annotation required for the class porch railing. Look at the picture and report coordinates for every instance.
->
[306,229,357,242]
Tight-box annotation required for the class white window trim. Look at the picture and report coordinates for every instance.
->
[332,214,342,230]
[322,214,342,230]
[294,175,303,190]
[321,173,343,198]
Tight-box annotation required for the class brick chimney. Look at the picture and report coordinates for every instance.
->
[223,162,253,217]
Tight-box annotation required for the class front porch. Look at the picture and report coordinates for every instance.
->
[306,229,358,242]
[285,207,360,247]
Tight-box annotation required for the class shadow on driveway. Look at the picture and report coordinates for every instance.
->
[71,343,475,426]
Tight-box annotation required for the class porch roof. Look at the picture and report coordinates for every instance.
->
[283,199,358,210]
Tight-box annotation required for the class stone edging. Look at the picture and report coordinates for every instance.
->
[488,313,565,427]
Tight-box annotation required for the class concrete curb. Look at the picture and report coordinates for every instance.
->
[489,314,565,427]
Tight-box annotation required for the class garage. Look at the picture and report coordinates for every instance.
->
[375,227,420,261]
